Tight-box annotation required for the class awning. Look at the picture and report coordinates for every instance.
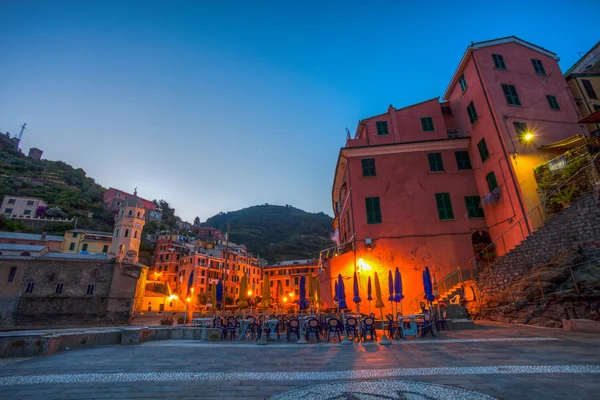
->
[577,109,600,124]
[538,135,586,151]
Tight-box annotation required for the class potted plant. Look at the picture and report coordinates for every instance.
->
[177,316,185,324]
[551,186,576,209]
[160,317,174,326]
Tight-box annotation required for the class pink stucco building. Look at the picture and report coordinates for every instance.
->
[322,37,588,314]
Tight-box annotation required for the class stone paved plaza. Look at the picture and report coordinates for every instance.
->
[1,321,600,399]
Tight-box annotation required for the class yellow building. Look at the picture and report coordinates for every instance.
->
[61,229,112,254]
[263,259,319,302]
[566,41,600,136]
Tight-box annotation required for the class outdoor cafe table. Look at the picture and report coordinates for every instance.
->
[192,317,214,340]
[264,319,279,341]
[397,314,424,339]
[236,318,252,341]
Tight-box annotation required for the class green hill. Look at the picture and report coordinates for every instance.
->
[203,204,334,263]
[0,146,114,234]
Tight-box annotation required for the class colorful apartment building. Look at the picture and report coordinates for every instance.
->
[103,188,161,221]
[1,195,47,218]
[322,36,589,314]
[263,259,320,305]
[61,229,112,255]
[565,41,600,136]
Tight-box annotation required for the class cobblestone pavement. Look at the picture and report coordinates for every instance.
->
[1,321,599,399]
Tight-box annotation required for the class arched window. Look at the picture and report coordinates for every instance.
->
[128,210,133,217]
[124,229,129,237]
[134,231,138,239]
[55,282,64,294]
[25,280,35,293]
[115,229,120,237]
[137,212,140,218]
[87,283,95,295]
[21,251,30,256]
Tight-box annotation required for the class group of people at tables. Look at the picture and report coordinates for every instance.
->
[207,303,448,342]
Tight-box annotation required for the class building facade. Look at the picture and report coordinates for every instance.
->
[103,188,161,221]
[61,229,112,255]
[323,37,589,313]
[1,195,47,218]
[109,191,146,264]
[565,41,600,137]
[0,232,63,252]
[263,259,319,304]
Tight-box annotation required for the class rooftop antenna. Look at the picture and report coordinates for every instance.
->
[17,123,27,141]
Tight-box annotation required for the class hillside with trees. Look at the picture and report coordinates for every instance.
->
[203,204,334,263]
[0,146,114,233]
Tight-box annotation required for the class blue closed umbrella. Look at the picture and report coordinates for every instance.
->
[216,279,224,308]
[337,274,348,310]
[187,271,194,296]
[394,267,404,302]
[352,272,361,303]
[423,266,436,302]
[387,270,394,301]
[298,275,308,310]
[333,278,339,302]
[367,277,372,301]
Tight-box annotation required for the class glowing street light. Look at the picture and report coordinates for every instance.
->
[289,292,294,298]
[248,290,252,296]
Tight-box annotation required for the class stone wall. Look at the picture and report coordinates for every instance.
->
[477,191,600,296]
[0,258,144,329]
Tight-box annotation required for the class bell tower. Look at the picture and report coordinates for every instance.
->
[110,189,146,264]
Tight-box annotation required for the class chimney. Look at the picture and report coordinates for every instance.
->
[41,232,47,240]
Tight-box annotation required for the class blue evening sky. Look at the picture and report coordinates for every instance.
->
[1,1,598,222]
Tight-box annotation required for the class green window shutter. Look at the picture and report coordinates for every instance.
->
[365,197,382,224]
[582,80,597,99]
[502,84,521,106]
[492,54,506,69]
[467,101,478,124]
[361,158,376,177]
[477,138,490,163]
[513,121,529,142]
[531,59,546,75]
[465,196,484,218]
[486,171,498,192]
[455,151,472,170]
[421,117,435,132]
[459,74,468,92]
[435,193,454,220]
[428,153,444,172]
[546,95,560,110]
[376,121,389,135]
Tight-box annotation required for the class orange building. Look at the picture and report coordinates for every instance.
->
[322,37,589,314]
[263,259,320,307]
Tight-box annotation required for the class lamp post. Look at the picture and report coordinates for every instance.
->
[185,296,191,325]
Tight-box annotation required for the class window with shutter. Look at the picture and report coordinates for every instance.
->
[435,193,454,220]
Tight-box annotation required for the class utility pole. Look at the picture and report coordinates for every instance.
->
[222,222,230,306]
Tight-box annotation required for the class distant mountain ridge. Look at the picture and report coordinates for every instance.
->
[202,204,334,264]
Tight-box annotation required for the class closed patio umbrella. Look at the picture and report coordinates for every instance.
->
[352,271,361,314]
[238,275,248,309]
[388,270,394,317]
[262,274,271,310]
[367,276,372,315]
[394,267,404,314]
[337,274,348,310]
[314,276,321,311]
[423,266,436,303]
[216,280,223,309]
[210,283,217,312]
[374,271,390,344]
[187,271,194,297]
[298,275,308,310]
[277,280,284,305]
